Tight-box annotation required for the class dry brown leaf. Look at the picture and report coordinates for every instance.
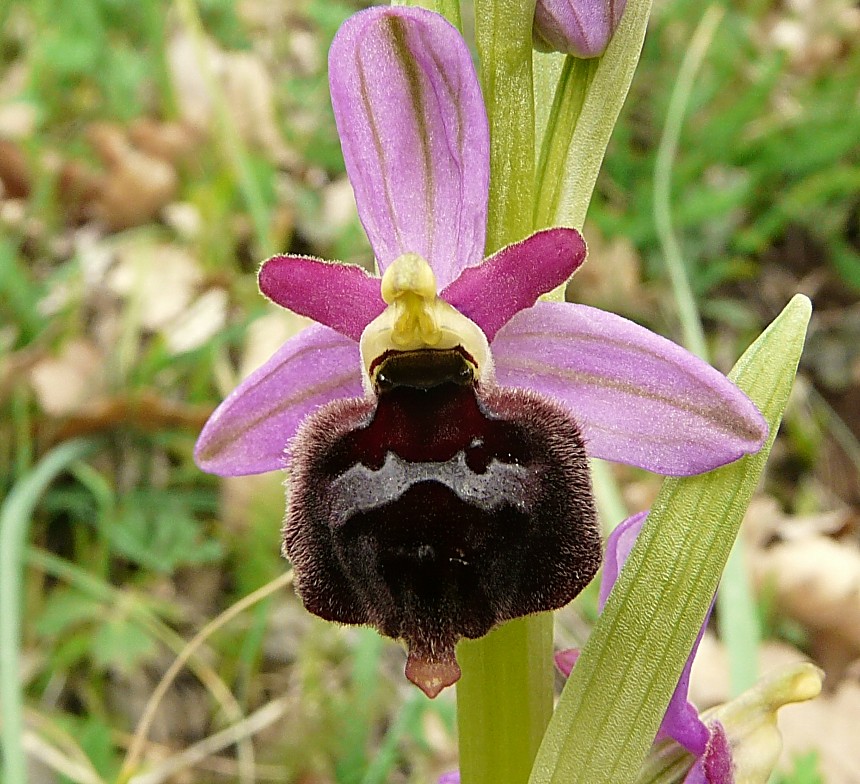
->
[690,635,810,710]
[762,0,860,75]
[778,676,860,784]
[754,535,860,653]
[0,61,28,103]
[295,176,359,248]
[0,137,30,198]
[743,496,853,549]
[51,393,214,442]
[288,28,323,77]
[744,499,860,668]
[689,637,853,780]
[168,31,294,166]
[28,339,106,416]
[128,117,200,164]
[238,310,312,381]
[29,119,194,229]
[163,288,228,355]
[0,100,37,139]
[567,225,652,318]
[55,157,103,222]
[85,123,178,230]
[162,201,204,240]
[108,241,203,331]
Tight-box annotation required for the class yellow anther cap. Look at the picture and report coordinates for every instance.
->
[359,253,491,388]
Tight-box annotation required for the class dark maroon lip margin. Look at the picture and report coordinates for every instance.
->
[367,344,479,379]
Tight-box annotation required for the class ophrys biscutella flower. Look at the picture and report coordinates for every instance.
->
[195,6,766,698]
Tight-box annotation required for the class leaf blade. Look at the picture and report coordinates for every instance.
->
[530,295,812,784]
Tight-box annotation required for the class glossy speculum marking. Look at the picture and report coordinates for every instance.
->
[371,347,475,391]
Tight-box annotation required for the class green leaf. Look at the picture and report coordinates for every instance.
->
[0,239,45,344]
[91,615,157,673]
[76,714,123,780]
[530,295,812,784]
[36,589,103,637]
[107,493,223,573]
[51,633,95,672]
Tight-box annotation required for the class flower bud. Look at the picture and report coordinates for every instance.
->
[533,0,627,58]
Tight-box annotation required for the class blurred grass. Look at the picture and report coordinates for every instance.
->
[1,0,857,781]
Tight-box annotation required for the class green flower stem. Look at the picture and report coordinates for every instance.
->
[534,56,598,229]
[455,5,552,784]
[456,614,555,784]
[1,439,100,784]
[395,0,462,31]
[474,0,537,251]
[529,295,811,784]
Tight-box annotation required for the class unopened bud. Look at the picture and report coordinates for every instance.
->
[533,0,628,58]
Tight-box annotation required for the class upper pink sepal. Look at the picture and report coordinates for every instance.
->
[329,6,489,287]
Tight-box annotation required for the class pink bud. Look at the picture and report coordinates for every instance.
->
[533,0,628,58]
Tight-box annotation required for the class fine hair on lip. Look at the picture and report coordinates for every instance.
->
[284,376,600,696]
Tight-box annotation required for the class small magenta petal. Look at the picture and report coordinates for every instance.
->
[598,511,646,606]
[259,255,384,341]
[554,647,581,677]
[194,325,363,476]
[329,6,489,287]
[442,228,586,340]
[702,722,734,784]
[658,625,712,756]
[684,723,734,784]
[491,303,768,476]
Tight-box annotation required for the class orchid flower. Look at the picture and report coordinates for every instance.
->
[195,6,766,698]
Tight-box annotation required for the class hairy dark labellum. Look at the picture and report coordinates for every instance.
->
[285,349,600,697]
